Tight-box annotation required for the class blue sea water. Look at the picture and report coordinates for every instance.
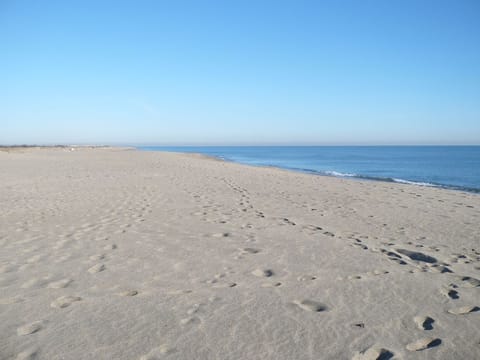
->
[138,146,480,193]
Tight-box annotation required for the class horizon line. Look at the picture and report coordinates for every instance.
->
[2,143,480,147]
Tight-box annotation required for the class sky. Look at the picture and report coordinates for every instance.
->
[1,0,480,145]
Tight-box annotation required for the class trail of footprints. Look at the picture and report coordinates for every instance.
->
[11,186,153,356]
[211,211,480,358]
[190,179,479,358]
[9,174,479,359]
[344,231,480,357]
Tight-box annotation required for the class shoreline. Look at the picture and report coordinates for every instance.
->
[136,147,480,195]
[3,144,479,194]
[2,144,479,194]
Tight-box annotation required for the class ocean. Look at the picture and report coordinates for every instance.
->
[138,146,480,193]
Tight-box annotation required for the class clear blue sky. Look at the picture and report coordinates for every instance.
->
[2,0,480,145]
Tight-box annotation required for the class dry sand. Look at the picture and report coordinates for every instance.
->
[1,147,479,359]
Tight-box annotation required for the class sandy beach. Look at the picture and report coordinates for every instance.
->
[1,147,479,360]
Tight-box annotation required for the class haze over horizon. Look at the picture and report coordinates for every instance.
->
[2,0,480,145]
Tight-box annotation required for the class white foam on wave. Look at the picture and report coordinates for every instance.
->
[325,170,440,188]
[392,178,438,187]
[324,170,357,177]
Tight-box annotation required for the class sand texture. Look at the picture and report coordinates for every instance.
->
[1,147,479,359]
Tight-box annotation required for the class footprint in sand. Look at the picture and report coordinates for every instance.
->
[166,289,192,296]
[281,218,296,226]
[0,296,24,304]
[396,249,437,263]
[447,305,480,315]
[440,287,459,300]
[212,282,237,288]
[240,248,261,254]
[429,264,453,273]
[347,275,363,280]
[54,254,72,263]
[389,257,407,265]
[414,316,434,330]
[378,249,407,265]
[351,322,365,329]
[297,275,317,281]
[369,270,389,276]
[212,232,230,238]
[352,346,394,360]
[406,337,441,351]
[180,317,200,326]
[21,277,51,289]
[379,249,400,258]
[26,254,42,264]
[47,278,72,289]
[0,264,17,274]
[303,225,323,232]
[293,299,327,312]
[88,264,106,273]
[252,269,274,277]
[16,348,39,360]
[50,295,82,308]
[186,304,202,315]
[103,244,117,250]
[140,344,176,359]
[353,243,368,250]
[17,321,43,336]
[457,276,480,288]
[261,282,282,288]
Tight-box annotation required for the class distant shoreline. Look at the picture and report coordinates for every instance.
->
[2,144,479,194]
[138,146,480,195]
[0,145,109,149]
[0,145,135,152]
